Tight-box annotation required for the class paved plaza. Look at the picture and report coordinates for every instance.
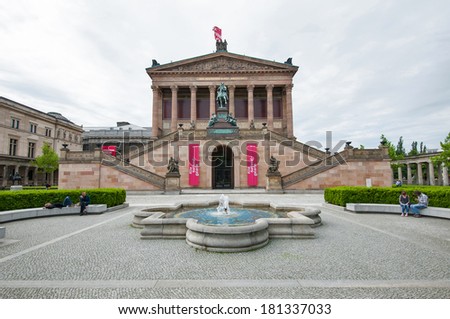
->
[0,192,449,299]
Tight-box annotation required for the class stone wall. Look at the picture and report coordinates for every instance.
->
[58,162,161,190]
[286,160,393,189]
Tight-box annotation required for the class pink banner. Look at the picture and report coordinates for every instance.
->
[189,144,200,186]
[247,143,258,186]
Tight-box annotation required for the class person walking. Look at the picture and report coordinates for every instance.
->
[399,191,410,217]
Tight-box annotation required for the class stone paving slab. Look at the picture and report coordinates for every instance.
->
[0,193,449,299]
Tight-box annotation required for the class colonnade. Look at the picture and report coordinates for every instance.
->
[0,164,55,187]
[151,84,294,138]
[395,160,449,186]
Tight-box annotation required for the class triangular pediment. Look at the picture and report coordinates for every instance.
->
[147,52,297,74]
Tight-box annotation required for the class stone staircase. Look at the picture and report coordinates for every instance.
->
[266,131,325,160]
[102,155,165,189]
[282,152,347,187]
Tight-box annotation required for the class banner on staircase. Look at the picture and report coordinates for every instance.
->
[189,144,200,186]
[247,143,258,186]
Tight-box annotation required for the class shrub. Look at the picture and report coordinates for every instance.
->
[324,186,450,208]
[0,188,126,211]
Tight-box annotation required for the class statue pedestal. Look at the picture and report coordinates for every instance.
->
[266,172,283,193]
[10,185,23,191]
[165,172,181,194]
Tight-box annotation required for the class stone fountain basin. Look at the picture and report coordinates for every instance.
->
[136,200,320,252]
[186,218,270,252]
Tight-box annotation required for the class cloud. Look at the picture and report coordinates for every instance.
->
[0,0,449,150]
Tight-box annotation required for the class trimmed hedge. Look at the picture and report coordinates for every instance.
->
[324,186,450,208]
[0,188,126,211]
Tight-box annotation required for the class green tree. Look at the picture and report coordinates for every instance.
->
[395,136,406,158]
[432,132,450,167]
[409,141,419,156]
[31,143,59,183]
[380,134,397,160]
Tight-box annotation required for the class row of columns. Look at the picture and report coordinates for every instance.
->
[1,165,55,187]
[152,84,294,137]
[397,162,449,186]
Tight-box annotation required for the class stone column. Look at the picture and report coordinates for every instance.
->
[266,84,274,129]
[190,85,197,124]
[428,161,435,185]
[32,167,38,186]
[397,166,403,182]
[233,151,240,189]
[285,84,294,138]
[407,163,412,184]
[24,166,29,185]
[417,162,423,185]
[2,165,7,187]
[438,163,443,185]
[170,85,178,132]
[209,85,216,117]
[228,85,235,116]
[151,85,161,137]
[442,164,449,186]
[247,85,254,127]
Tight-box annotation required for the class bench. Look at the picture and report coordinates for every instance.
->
[0,204,107,223]
[345,203,450,219]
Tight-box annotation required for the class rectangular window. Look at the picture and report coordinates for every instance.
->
[11,118,20,129]
[30,123,37,133]
[273,87,283,118]
[177,88,191,119]
[234,87,248,118]
[196,88,210,119]
[162,89,172,119]
[45,128,52,137]
[28,142,36,158]
[9,139,18,156]
[254,87,267,119]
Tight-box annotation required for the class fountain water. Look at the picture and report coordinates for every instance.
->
[217,194,230,214]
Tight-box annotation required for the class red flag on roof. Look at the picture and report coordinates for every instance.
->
[213,26,222,41]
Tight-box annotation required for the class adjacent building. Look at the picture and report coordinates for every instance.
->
[0,97,83,187]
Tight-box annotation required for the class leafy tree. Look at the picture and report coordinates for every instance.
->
[432,132,450,167]
[380,134,397,160]
[409,141,419,156]
[395,136,406,158]
[359,145,365,149]
[31,143,59,183]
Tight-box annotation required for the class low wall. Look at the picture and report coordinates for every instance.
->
[0,205,107,223]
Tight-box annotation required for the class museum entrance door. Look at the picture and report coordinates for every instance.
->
[212,145,234,189]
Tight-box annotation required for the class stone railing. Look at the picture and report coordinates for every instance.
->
[102,154,165,189]
[282,152,347,187]
[127,131,179,160]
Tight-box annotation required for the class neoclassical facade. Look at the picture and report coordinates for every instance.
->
[0,97,83,187]
[148,50,296,138]
[58,43,392,191]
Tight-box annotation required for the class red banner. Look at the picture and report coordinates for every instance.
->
[189,144,200,186]
[212,26,222,41]
[247,143,258,186]
[102,145,116,157]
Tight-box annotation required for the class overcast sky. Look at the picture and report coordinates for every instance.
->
[1,0,449,151]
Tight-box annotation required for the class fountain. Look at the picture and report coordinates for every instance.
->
[217,194,230,214]
[136,195,321,252]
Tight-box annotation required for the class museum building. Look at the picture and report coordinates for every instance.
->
[58,41,392,191]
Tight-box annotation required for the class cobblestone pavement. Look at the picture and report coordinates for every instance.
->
[0,192,449,299]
